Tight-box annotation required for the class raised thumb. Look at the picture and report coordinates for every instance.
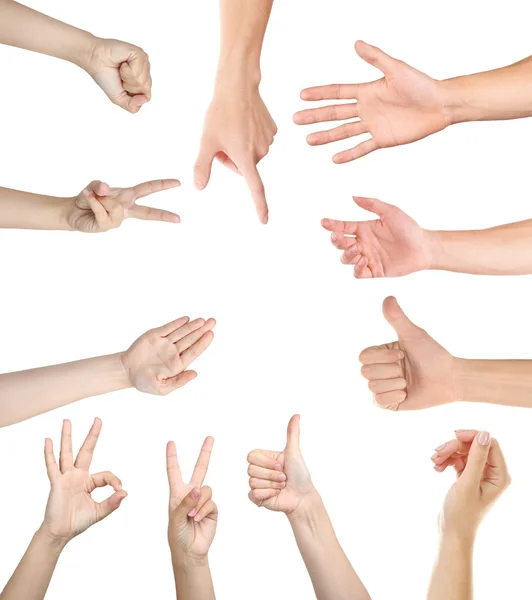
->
[285,414,301,453]
[382,296,422,339]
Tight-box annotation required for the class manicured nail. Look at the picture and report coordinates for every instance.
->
[435,443,446,452]
[477,431,491,446]
[431,452,438,461]
[322,219,331,227]
[193,514,202,522]
[188,509,197,518]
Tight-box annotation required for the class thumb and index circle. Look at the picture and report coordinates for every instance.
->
[382,296,421,339]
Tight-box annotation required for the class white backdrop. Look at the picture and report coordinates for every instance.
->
[1,1,532,598]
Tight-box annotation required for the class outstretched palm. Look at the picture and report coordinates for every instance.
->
[323,196,432,277]
[67,179,181,232]
[294,40,450,163]
[42,419,126,543]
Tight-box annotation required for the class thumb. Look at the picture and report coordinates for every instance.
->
[353,196,394,217]
[285,414,301,453]
[170,487,201,521]
[194,143,216,191]
[96,490,128,522]
[461,431,491,487]
[354,40,398,75]
[382,296,422,339]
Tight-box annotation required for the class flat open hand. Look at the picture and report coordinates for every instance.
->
[247,415,315,514]
[194,85,277,224]
[41,418,127,544]
[359,297,456,410]
[167,437,217,560]
[66,179,181,233]
[294,40,450,163]
[322,196,432,278]
[122,317,216,395]
[431,430,510,537]
[86,38,152,113]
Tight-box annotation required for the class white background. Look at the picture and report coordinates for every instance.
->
[1,0,532,598]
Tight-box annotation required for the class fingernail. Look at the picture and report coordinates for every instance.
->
[279,481,286,488]
[195,181,205,191]
[261,214,269,225]
[455,429,467,433]
[435,443,446,452]
[274,463,282,471]
[188,508,197,518]
[322,219,331,227]
[431,452,438,461]
[193,514,202,522]
[477,431,491,446]
[398,351,405,359]
[278,473,287,482]
[347,245,357,254]
[331,233,337,241]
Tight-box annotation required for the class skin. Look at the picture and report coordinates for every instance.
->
[360,297,532,411]
[0,418,126,600]
[194,0,277,224]
[323,197,532,278]
[0,316,216,427]
[0,179,181,232]
[294,40,532,163]
[0,0,151,113]
[428,430,510,600]
[167,438,217,600]
[247,415,371,600]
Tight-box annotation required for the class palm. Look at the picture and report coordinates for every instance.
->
[357,66,448,148]
[122,316,216,395]
[355,212,430,277]
[263,451,312,513]
[44,471,101,538]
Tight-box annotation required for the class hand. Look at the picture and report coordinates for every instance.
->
[431,430,510,540]
[40,418,127,545]
[84,37,152,113]
[167,437,217,561]
[322,196,432,278]
[247,415,315,514]
[66,179,181,233]
[194,82,277,224]
[122,317,216,395]
[359,297,457,410]
[294,40,450,163]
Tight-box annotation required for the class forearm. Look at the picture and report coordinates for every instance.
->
[454,358,532,408]
[428,533,473,600]
[216,0,273,83]
[172,557,215,600]
[440,55,532,123]
[0,528,65,600]
[427,219,532,275]
[0,353,131,427]
[0,0,95,68]
[288,491,370,600]
[0,188,75,231]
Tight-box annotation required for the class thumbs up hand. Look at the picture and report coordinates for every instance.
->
[359,297,457,410]
[247,415,315,515]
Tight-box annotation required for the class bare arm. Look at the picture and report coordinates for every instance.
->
[0,188,73,230]
[0,354,130,427]
[428,533,473,600]
[0,530,65,600]
[172,558,215,600]
[288,491,371,600]
[0,0,94,67]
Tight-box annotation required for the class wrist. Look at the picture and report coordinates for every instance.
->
[286,487,323,524]
[215,56,262,90]
[171,550,209,570]
[440,527,476,554]
[35,525,69,555]
[425,229,449,271]
[63,30,99,71]
[451,357,473,403]
[437,77,475,126]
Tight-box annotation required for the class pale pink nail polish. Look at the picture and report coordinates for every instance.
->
[435,443,446,452]
[477,431,491,446]
[431,452,438,461]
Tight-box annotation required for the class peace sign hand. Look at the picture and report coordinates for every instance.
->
[66,179,181,233]
[166,437,217,561]
[40,418,127,546]
[122,317,216,395]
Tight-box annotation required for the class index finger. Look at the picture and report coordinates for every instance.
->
[133,179,181,199]
[240,162,268,224]
[166,441,183,493]
[300,84,360,101]
[59,419,74,472]
[359,346,404,365]
[74,418,102,471]
[190,436,214,487]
